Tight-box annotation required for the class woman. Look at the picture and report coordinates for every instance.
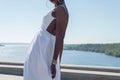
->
[23,0,69,80]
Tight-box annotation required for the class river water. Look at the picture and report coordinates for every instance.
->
[0,44,120,67]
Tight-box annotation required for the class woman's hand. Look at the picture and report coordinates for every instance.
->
[51,64,56,78]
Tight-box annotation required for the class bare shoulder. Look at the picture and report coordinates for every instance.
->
[54,5,69,18]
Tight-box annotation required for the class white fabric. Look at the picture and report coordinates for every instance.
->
[23,10,60,80]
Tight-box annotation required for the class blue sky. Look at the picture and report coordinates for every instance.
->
[0,0,120,44]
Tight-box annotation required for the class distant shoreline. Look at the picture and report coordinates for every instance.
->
[1,43,120,57]
[0,43,29,45]
[64,43,120,57]
[0,43,29,47]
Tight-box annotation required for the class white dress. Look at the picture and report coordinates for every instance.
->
[23,9,60,80]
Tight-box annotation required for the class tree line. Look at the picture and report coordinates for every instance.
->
[64,43,120,57]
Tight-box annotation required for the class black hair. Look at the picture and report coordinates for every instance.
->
[59,0,65,3]
[56,0,65,6]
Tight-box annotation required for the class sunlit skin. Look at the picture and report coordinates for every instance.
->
[49,0,69,79]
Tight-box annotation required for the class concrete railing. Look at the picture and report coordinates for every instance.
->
[0,62,120,80]
[61,64,120,73]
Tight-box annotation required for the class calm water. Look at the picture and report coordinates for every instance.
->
[0,44,120,67]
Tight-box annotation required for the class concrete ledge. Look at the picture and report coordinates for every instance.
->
[61,64,120,73]
[0,62,120,80]
[0,65,23,75]
[61,69,120,80]
[0,62,23,66]
[0,74,23,80]
[1,62,120,73]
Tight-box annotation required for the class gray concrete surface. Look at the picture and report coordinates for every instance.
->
[0,74,23,80]
[61,64,120,73]
[0,62,120,80]
[61,69,120,80]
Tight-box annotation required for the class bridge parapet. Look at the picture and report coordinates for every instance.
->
[0,62,120,80]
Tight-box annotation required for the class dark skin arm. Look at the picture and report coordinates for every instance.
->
[51,6,68,78]
[59,43,63,62]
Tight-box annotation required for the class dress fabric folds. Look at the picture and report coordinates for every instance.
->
[23,10,60,80]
